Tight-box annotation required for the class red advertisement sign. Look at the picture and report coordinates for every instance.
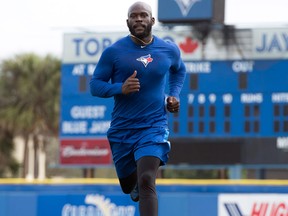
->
[218,194,288,216]
[60,139,112,165]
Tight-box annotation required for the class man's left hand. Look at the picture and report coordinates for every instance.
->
[166,96,180,113]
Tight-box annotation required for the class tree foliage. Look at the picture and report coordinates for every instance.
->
[0,127,19,176]
[0,53,61,177]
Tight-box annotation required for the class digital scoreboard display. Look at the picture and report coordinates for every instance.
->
[167,59,288,165]
[60,30,288,166]
[60,59,288,165]
[169,59,288,138]
[61,59,288,139]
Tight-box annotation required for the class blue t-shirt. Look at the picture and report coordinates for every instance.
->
[90,35,186,129]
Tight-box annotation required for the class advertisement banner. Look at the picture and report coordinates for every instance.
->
[42,193,138,216]
[62,31,203,64]
[253,28,288,59]
[60,139,112,165]
[218,193,288,216]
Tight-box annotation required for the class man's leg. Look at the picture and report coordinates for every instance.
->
[118,170,137,194]
[137,156,160,216]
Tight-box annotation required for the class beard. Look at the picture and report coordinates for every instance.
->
[128,22,153,39]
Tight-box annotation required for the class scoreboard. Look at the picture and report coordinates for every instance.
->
[169,59,288,138]
[60,59,288,165]
[167,59,288,165]
[60,30,288,166]
[61,59,288,139]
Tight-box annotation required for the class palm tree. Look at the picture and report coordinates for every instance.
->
[0,53,61,178]
[0,126,19,177]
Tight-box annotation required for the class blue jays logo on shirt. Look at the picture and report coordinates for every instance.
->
[136,54,153,67]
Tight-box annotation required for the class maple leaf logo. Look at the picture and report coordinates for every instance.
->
[179,37,198,53]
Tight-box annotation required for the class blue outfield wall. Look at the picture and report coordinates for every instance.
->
[1,179,288,216]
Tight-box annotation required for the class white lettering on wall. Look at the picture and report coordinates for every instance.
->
[187,94,194,104]
[62,146,109,157]
[272,93,288,103]
[209,94,216,103]
[198,94,206,104]
[232,61,254,72]
[222,94,233,104]
[72,64,86,75]
[71,106,106,119]
[277,137,288,150]
[89,121,110,134]
[62,194,136,216]
[241,93,263,103]
[62,121,87,134]
[185,62,211,73]
[87,64,96,75]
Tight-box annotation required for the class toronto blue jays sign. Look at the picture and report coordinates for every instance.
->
[158,0,225,23]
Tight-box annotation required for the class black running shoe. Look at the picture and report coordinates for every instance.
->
[130,183,139,202]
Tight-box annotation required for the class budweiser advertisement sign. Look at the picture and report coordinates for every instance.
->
[60,139,112,165]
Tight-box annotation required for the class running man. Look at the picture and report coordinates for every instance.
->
[90,1,186,215]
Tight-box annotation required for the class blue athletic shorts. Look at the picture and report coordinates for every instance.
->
[107,126,171,179]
